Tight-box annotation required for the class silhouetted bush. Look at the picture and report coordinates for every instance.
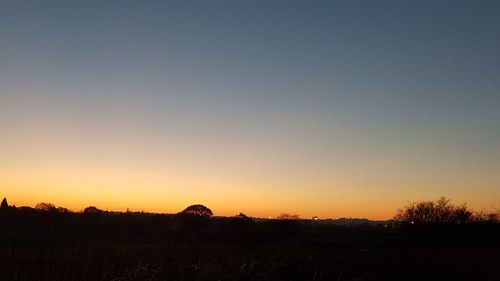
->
[276,213,300,220]
[234,212,250,220]
[472,211,499,223]
[395,197,473,224]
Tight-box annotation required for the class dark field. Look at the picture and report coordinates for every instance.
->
[1,210,499,281]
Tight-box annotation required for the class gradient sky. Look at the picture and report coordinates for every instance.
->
[1,1,499,219]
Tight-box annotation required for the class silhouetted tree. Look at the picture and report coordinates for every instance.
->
[57,207,70,213]
[1,198,8,209]
[83,206,103,214]
[228,212,254,235]
[472,211,499,222]
[234,212,250,220]
[175,204,213,232]
[277,213,300,220]
[395,197,473,224]
[179,204,213,217]
[269,214,303,242]
[35,202,58,212]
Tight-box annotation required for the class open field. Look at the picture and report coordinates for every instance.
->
[1,210,499,281]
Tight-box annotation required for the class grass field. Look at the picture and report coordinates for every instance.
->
[1,209,499,281]
[2,243,499,281]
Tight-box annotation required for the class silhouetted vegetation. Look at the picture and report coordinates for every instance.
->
[34,202,58,212]
[174,204,213,232]
[178,204,213,217]
[1,198,499,281]
[1,197,8,209]
[83,206,103,214]
[233,212,251,220]
[276,213,300,220]
[472,210,499,222]
[394,196,496,224]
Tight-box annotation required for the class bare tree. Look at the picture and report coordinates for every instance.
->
[277,213,300,220]
[394,197,473,224]
[472,211,499,222]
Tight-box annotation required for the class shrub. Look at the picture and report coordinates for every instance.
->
[394,197,473,224]
[276,213,300,220]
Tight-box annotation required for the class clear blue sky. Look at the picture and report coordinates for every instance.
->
[1,1,499,218]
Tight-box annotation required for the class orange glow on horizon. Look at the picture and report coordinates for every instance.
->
[1,115,499,221]
[1,166,497,221]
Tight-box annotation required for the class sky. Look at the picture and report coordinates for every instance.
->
[1,0,499,219]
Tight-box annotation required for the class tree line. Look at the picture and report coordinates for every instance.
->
[1,196,498,223]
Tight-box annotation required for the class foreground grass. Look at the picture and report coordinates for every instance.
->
[1,242,499,281]
[1,210,499,281]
